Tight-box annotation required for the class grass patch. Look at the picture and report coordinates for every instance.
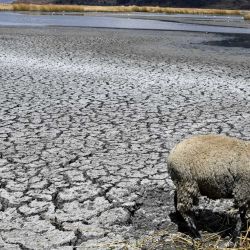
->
[128,227,250,250]
[70,227,250,249]
[170,229,250,250]
[0,3,244,16]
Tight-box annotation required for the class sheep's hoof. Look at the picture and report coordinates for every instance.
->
[224,240,236,248]
[189,226,201,239]
[192,237,203,249]
[194,235,202,241]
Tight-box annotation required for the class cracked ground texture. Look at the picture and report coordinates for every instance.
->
[0,27,250,249]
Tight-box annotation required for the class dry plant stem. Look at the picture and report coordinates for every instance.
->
[170,226,250,250]
[240,226,250,247]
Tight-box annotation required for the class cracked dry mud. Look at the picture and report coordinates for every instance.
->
[0,27,250,249]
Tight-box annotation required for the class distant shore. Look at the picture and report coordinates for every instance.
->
[1,3,250,20]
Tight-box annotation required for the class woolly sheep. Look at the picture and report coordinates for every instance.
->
[167,134,250,240]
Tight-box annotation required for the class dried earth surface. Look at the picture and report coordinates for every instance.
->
[0,27,250,249]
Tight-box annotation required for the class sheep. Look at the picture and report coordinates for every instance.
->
[167,134,250,241]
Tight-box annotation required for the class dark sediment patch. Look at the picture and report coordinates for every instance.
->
[204,34,250,48]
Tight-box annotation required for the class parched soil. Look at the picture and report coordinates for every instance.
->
[0,27,249,249]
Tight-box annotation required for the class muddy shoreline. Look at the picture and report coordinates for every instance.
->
[85,12,250,28]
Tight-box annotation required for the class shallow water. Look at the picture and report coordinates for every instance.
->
[0,11,250,34]
[111,12,243,20]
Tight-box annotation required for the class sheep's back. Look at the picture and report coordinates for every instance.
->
[167,134,250,199]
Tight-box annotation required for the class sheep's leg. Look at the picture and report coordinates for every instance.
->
[182,212,201,239]
[232,205,247,242]
[176,182,201,238]
[232,181,249,243]
[174,190,178,211]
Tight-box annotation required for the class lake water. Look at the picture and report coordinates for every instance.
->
[0,11,250,34]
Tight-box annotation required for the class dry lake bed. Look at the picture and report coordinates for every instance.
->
[0,20,250,249]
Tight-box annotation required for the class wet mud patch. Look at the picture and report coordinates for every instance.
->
[204,34,250,48]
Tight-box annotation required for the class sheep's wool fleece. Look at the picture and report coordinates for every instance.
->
[168,134,250,200]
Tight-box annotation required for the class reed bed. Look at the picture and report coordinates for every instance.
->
[243,13,250,20]
[11,3,85,12]
[0,3,12,11]
[0,3,243,16]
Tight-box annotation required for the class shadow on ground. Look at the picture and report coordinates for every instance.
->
[204,34,250,48]
[133,208,249,250]
[170,209,238,237]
